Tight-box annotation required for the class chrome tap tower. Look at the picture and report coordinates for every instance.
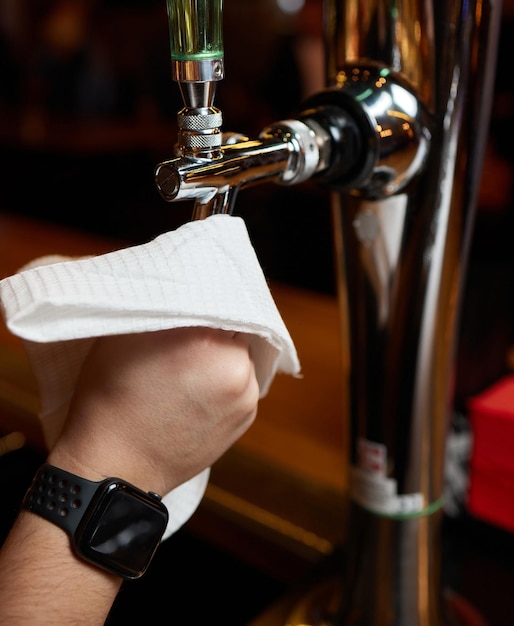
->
[156,1,502,624]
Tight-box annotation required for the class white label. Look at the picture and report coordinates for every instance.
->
[351,438,424,516]
[357,438,387,475]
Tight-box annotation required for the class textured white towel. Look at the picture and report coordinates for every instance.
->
[0,214,300,538]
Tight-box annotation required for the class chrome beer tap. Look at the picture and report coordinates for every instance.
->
[156,1,502,624]
[156,3,431,220]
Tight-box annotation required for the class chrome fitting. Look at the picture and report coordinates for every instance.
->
[177,106,223,154]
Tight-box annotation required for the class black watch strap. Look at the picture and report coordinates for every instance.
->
[23,464,99,536]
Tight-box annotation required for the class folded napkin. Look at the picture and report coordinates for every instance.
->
[0,214,300,539]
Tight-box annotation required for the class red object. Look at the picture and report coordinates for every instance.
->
[467,375,514,533]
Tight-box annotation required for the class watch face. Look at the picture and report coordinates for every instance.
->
[75,482,169,579]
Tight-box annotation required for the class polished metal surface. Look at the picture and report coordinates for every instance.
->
[155,118,331,216]
[156,0,502,624]
[155,67,430,220]
[174,64,223,111]
[300,64,431,196]
[171,58,224,83]
[316,1,502,624]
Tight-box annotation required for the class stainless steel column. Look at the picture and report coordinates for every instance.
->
[322,1,501,624]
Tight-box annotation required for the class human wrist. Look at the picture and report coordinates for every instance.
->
[46,437,169,497]
[0,509,122,624]
[22,461,169,581]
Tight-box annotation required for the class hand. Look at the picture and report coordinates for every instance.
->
[0,327,259,624]
[48,327,259,495]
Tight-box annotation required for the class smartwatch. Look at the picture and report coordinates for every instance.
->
[23,464,169,580]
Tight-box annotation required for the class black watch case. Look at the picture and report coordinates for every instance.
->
[24,465,169,580]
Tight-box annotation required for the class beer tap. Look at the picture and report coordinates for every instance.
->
[163,0,226,217]
[156,3,431,221]
[156,1,502,624]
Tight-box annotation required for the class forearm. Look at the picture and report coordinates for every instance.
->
[0,328,258,624]
[0,444,168,625]
[0,511,121,625]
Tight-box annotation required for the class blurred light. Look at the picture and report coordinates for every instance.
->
[0,431,25,456]
[276,0,305,15]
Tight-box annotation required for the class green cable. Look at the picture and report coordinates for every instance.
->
[358,496,445,520]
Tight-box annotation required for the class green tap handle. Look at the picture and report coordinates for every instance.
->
[166,0,223,62]
[166,1,224,151]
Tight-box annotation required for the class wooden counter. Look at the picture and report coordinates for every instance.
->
[0,211,350,584]
[0,213,126,448]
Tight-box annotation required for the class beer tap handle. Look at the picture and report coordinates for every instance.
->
[165,0,224,160]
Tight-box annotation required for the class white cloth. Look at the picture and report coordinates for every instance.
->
[0,214,300,538]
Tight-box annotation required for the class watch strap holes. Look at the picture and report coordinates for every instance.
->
[23,464,103,536]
